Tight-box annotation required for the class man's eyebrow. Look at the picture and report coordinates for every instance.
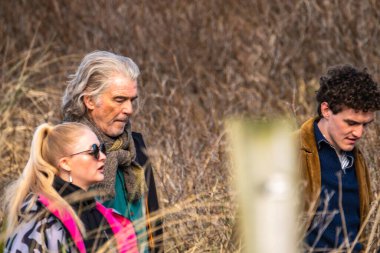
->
[113,95,138,99]
[344,119,374,124]
[344,119,359,124]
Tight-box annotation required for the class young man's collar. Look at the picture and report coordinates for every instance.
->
[313,119,354,173]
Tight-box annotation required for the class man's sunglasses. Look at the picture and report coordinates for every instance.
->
[69,143,106,160]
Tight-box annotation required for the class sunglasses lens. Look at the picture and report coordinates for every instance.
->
[90,144,100,160]
[89,143,106,160]
[100,143,106,155]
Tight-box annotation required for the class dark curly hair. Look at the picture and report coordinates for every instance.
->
[316,65,380,116]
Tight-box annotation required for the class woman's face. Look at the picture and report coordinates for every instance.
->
[60,128,106,190]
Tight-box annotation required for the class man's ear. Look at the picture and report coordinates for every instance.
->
[57,157,71,173]
[320,102,330,119]
[83,95,95,110]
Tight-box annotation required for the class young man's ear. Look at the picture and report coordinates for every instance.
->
[83,95,95,110]
[320,102,331,119]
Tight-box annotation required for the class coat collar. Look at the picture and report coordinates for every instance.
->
[299,117,318,154]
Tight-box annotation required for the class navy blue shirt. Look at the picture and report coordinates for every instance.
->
[306,120,362,252]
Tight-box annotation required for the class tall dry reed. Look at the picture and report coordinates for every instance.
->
[1,0,379,251]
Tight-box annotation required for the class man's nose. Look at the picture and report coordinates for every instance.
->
[352,125,364,138]
[122,101,133,115]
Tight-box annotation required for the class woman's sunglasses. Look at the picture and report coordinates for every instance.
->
[69,143,106,160]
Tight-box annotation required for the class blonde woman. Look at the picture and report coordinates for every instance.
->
[3,122,138,253]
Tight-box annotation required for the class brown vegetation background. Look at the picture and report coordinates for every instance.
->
[0,0,379,251]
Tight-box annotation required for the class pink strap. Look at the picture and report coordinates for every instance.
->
[38,195,86,253]
[96,203,138,253]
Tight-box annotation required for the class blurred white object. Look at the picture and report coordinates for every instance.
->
[228,119,299,253]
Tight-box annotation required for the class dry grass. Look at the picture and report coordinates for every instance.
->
[0,0,379,252]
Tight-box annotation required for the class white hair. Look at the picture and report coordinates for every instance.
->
[61,51,140,121]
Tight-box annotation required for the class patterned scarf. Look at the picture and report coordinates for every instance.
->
[79,117,147,202]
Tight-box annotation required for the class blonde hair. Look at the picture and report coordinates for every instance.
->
[3,122,91,237]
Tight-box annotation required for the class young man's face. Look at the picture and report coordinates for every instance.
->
[318,102,375,152]
[85,75,138,137]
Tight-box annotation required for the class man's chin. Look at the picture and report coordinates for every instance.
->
[105,127,125,137]
[341,145,355,152]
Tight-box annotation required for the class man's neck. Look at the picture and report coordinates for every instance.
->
[317,118,343,155]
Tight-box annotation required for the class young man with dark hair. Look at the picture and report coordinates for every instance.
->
[299,65,380,252]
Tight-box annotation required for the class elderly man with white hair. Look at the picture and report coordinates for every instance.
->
[62,51,163,253]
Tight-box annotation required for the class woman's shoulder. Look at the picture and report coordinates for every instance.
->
[4,195,76,252]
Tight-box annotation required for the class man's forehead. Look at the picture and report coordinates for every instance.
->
[105,76,138,93]
[110,74,137,85]
[339,107,375,121]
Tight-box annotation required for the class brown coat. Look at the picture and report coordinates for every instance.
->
[298,117,372,245]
